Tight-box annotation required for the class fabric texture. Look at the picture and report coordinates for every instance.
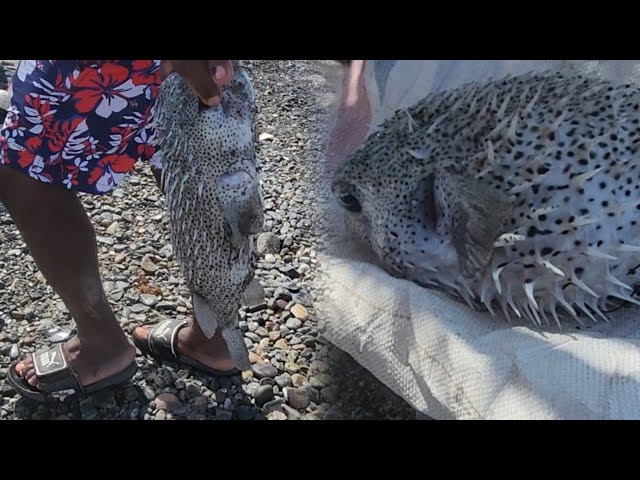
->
[0,60,160,194]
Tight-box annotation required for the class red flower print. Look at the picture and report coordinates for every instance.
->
[131,60,159,86]
[87,153,136,185]
[71,64,146,118]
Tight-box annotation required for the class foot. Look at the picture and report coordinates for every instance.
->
[14,336,136,388]
[133,322,236,372]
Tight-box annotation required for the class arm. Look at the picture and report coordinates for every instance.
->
[325,60,372,175]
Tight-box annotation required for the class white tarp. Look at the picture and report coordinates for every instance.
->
[319,60,640,420]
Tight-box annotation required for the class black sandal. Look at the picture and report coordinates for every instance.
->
[132,318,240,377]
[7,343,138,403]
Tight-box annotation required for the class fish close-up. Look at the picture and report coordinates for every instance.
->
[152,63,264,371]
[332,71,640,328]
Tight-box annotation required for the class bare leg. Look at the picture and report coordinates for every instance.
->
[0,165,135,387]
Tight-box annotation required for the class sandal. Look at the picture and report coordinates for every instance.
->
[132,318,240,377]
[6,343,138,403]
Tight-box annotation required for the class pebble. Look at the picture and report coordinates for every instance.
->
[283,387,310,410]
[274,373,293,389]
[251,363,278,379]
[143,386,156,401]
[274,339,288,349]
[236,406,255,420]
[262,398,285,414]
[285,318,302,330]
[9,344,19,360]
[80,400,98,420]
[130,303,149,314]
[291,373,306,387]
[268,411,287,420]
[141,255,158,273]
[274,287,292,302]
[215,409,234,421]
[268,330,281,341]
[155,392,183,412]
[155,410,167,420]
[140,294,158,307]
[290,304,308,320]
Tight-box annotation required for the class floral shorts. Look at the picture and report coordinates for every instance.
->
[0,60,162,195]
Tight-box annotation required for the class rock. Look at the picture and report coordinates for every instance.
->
[9,344,19,360]
[291,374,306,388]
[142,386,156,402]
[268,411,287,420]
[91,390,116,409]
[236,406,255,420]
[263,398,284,414]
[141,255,158,273]
[283,387,310,410]
[264,253,277,263]
[259,377,275,387]
[290,304,308,320]
[124,387,139,401]
[268,330,281,341]
[285,318,302,330]
[106,222,119,235]
[80,400,98,420]
[130,303,149,314]
[254,385,274,407]
[155,393,183,412]
[274,339,288,349]
[248,352,263,364]
[48,328,72,343]
[279,265,300,279]
[155,410,167,420]
[274,373,293,389]
[114,253,127,264]
[256,326,269,337]
[282,404,304,420]
[140,294,158,307]
[251,363,278,379]
[274,286,293,302]
[257,232,281,255]
[309,377,326,389]
[259,132,275,141]
[0,384,15,397]
[321,386,338,403]
[285,362,300,374]
[215,409,234,421]
[193,396,209,412]
[155,301,175,310]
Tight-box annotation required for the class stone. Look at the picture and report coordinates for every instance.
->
[256,232,281,255]
[291,373,306,388]
[141,255,158,273]
[140,294,158,307]
[268,330,281,341]
[290,304,308,320]
[268,411,287,420]
[274,373,293,389]
[285,318,302,330]
[274,339,288,349]
[283,387,310,410]
[155,392,183,412]
[251,363,278,379]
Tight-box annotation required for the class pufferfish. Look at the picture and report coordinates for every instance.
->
[332,71,640,327]
[153,62,263,370]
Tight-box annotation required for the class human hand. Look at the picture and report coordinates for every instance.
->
[160,60,234,106]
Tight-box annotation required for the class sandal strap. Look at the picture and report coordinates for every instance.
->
[32,343,82,394]
[147,318,188,360]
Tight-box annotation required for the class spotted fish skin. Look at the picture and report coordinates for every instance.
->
[332,71,640,327]
[153,63,262,370]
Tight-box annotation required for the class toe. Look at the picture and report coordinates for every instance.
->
[14,356,33,377]
[25,368,38,387]
[133,326,151,343]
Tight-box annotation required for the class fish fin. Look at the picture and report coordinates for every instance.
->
[448,173,513,280]
[192,292,219,339]
[216,170,264,247]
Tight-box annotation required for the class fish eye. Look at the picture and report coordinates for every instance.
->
[337,193,361,213]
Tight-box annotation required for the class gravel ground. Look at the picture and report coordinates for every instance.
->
[0,59,415,420]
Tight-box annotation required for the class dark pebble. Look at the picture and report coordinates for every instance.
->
[236,405,256,420]
[253,385,274,407]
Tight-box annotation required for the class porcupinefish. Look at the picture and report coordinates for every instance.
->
[332,71,640,327]
[153,62,263,370]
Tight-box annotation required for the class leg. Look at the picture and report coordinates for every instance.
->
[0,165,135,388]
